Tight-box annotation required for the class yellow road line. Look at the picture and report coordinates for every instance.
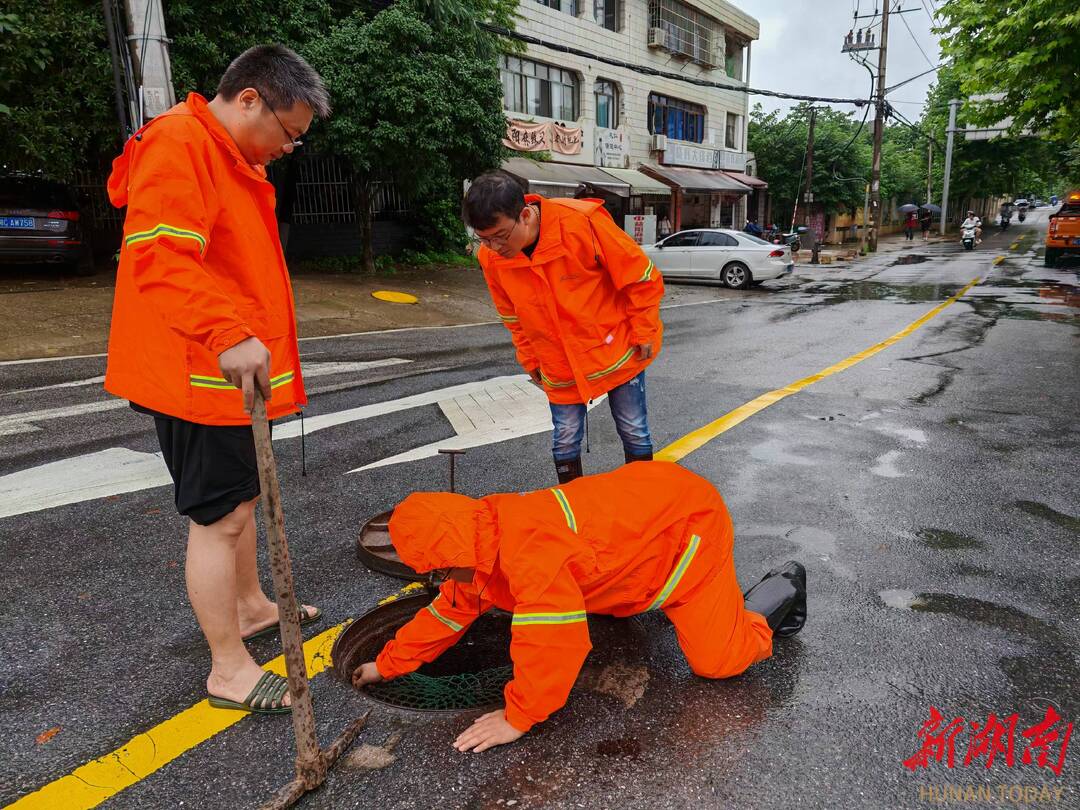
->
[657,276,981,463]
[993,255,1005,265]
[8,625,345,810]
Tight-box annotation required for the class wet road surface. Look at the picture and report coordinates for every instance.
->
[2,211,1077,809]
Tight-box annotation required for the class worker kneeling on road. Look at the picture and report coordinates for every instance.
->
[353,461,807,752]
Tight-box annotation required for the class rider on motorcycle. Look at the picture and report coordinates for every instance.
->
[961,211,982,244]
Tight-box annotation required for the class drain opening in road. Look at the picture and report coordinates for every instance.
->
[333,593,513,712]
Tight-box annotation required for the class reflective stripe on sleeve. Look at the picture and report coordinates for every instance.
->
[637,260,656,282]
[498,312,520,323]
[125,223,208,254]
[426,602,464,633]
[512,610,587,627]
[585,348,635,381]
[648,534,701,611]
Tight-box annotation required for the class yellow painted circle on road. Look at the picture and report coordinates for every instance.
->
[372,290,418,304]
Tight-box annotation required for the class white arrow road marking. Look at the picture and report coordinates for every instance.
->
[348,378,605,472]
[0,447,172,519]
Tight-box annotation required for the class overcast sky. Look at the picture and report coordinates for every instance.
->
[736,0,943,120]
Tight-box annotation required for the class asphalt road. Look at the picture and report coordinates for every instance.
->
[2,211,1077,810]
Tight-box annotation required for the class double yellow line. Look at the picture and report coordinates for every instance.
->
[9,276,983,809]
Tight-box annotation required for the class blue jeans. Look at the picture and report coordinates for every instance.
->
[550,371,652,461]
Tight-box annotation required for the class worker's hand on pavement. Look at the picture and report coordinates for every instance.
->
[453,709,525,753]
[351,661,383,688]
[218,336,271,414]
[635,343,654,361]
[527,367,543,387]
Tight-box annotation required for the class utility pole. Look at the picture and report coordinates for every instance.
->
[940,98,960,236]
[859,182,870,255]
[122,0,176,126]
[926,141,932,206]
[868,0,891,252]
[803,107,817,227]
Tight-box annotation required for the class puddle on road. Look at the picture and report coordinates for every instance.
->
[917,528,983,550]
[890,254,930,265]
[1013,500,1080,534]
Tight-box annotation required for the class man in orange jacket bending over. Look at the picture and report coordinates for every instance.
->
[353,462,807,752]
[105,46,329,714]
[464,172,665,484]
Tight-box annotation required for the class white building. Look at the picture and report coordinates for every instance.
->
[498,0,766,240]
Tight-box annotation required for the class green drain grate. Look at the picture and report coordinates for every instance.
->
[365,665,514,711]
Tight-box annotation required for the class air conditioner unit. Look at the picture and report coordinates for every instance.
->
[652,134,667,151]
[648,27,667,48]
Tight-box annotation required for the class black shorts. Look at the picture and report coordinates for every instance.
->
[134,404,262,526]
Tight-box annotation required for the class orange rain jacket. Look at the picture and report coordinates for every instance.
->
[104,93,305,425]
[478,196,664,405]
[376,462,773,732]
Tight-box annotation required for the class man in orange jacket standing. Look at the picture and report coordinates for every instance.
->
[463,172,665,483]
[353,462,807,752]
[105,45,330,714]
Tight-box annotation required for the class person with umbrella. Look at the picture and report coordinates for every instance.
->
[899,203,919,241]
[919,206,933,240]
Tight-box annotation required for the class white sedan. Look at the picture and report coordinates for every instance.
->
[644,229,794,289]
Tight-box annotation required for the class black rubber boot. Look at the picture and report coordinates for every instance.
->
[624,449,654,463]
[555,456,583,484]
[742,561,807,638]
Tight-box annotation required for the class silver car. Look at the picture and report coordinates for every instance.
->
[644,228,794,289]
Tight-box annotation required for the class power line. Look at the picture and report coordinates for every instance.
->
[480,24,872,107]
[898,9,935,68]
[886,63,944,93]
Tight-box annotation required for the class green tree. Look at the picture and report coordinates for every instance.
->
[936,0,1080,142]
[0,2,117,178]
[305,1,511,270]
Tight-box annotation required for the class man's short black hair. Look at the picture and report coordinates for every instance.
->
[462,171,526,230]
[217,44,331,119]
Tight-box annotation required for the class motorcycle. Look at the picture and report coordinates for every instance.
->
[766,225,806,253]
[999,214,1011,231]
[961,225,977,251]
[1018,210,1027,223]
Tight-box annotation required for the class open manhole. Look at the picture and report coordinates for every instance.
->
[332,593,513,712]
[356,509,425,582]
[890,254,929,265]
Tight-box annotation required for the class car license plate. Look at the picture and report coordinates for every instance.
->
[1,217,35,229]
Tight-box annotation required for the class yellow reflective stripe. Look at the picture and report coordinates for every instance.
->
[539,370,575,388]
[512,610,587,626]
[270,371,294,389]
[189,370,296,391]
[498,312,519,323]
[125,223,207,254]
[638,260,656,282]
[648,534,701,611]
[586,348,635,380]
[551,488,577,533]
[426,603,463,633]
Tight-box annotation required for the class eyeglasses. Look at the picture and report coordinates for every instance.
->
[476,216,521,249]
[263,97,303,148]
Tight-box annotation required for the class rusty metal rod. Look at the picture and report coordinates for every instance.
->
[260,713,370,810]
[251,396,324,787]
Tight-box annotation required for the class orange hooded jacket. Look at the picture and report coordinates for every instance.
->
[376,462,772,732]
[104,93,305,425]
[478,196,664,405]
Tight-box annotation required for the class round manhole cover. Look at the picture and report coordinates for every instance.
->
[332,593,513,712]
[356,509,425,582]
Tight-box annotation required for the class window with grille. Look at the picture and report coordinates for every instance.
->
[594,0,619,30]
[595,80,618,129]
[501,56,578,121]
[648,93,706,143]
[647,0,723,66]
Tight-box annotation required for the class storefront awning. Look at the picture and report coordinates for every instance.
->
[722,171,768,189]
[502,158,631,197]
[639,164,751,194]
[596,167,671,196]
